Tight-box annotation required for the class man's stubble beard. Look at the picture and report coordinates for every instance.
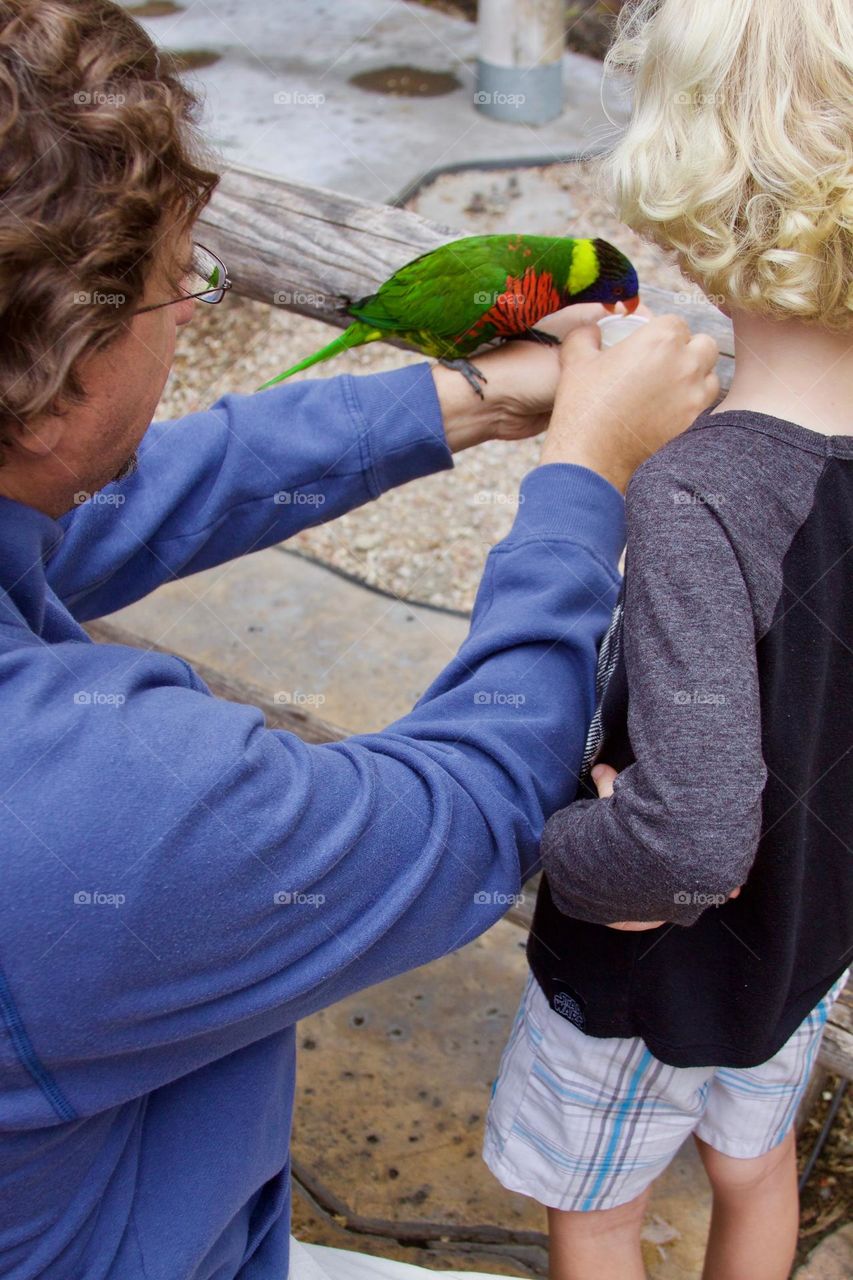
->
[112,451,139,484]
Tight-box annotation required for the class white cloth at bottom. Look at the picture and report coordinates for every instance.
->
[289,1237,522,1280]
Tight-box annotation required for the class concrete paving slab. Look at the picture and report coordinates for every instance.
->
[103,545,468,733]
[120,0,628,203]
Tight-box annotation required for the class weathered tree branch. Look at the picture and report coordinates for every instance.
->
[198,164,735,386]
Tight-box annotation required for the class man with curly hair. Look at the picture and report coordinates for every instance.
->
[0,3,719,1277]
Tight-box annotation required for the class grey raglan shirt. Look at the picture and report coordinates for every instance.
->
[528,408,853,1067]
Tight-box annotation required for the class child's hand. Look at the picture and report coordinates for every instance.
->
[590,763,619,798]
[589,764,742,930]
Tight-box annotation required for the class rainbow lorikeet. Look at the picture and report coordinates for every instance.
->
[259,234,639,397]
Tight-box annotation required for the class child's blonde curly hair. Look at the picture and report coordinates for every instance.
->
[603,0,853,330]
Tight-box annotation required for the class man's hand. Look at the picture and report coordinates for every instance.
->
[540,315,720,492]
[434,303,620,453]
[589,764,742,931]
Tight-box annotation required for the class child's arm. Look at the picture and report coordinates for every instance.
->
[540,455,767,928]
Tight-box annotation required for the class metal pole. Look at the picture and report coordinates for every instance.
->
[476,0,565,125]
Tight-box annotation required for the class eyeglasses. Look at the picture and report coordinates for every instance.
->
[135,242,232,314]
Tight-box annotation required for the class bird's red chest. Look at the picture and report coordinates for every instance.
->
[466,266,563,341]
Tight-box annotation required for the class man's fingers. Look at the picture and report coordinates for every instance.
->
[646,312,692,343]
[558,320,603,367]
[541,308,721,488]
[688,331,720,376]
[540,302,608,340]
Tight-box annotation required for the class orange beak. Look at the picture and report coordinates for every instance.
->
[601,296,640,314]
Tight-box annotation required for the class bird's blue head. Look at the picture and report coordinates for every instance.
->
[569,238,640,312]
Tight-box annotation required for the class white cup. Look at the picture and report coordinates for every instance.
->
[597,314,649,347]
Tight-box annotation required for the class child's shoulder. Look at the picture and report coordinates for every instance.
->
[624,411,835,626]
[627,408,826,523]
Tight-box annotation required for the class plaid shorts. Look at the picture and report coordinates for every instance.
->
[483,970,848,1212]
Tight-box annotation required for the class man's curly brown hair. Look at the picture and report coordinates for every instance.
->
[0,0,219,452]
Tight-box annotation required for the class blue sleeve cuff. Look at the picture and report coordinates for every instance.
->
[507,463,626,573]
[344,363,453,498]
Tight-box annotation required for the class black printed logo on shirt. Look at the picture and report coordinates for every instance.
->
[553,989,585,1030]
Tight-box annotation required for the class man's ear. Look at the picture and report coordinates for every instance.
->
[13,412,66,458]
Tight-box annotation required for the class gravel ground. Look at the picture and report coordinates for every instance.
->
[157,160,695,613]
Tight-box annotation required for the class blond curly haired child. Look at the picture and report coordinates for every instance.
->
[485,3,853,1277]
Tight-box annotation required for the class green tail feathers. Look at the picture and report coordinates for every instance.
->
[258,322,378,390]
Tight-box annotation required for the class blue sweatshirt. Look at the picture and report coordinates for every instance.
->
[0,363,624,1279]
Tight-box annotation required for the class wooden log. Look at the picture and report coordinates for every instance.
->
[505,872,540,931]
[798,979,852,1132]
[197,166,459,319]
[84,619,346,745]
[819,977,853,1079]
[197,165,735,387]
